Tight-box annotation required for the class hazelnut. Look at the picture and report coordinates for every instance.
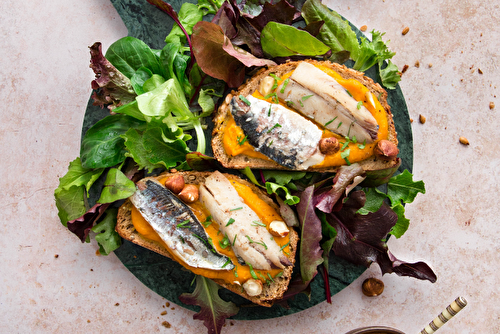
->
[319,137,340,155]
[374,140,399,161]
[178,185,199,203]
[164,174,185,194]
[258,76,276,97]
[360,25,368,32]
[269,221,289,238]
[362,277,384,297]
[242,279,263,296]
[489,102,495,109]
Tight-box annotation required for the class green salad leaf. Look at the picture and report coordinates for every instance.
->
[165,3,204,44]
[91,208,122,255]
[261,21,330,57]
[97,168,136,203]
[80,114,146,169]
[55,157,104,197]
[265,182,300,205]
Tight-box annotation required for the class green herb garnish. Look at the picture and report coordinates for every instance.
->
[341,149,351,165]
[356,101,363,109]
[230,207,243,212]
[226,218,235,226]
[245,235,268,249]
[219,234,231,249]
[233,234,237,246]
[280,241,290,251]
[202,215,212,227]
[280,78,289,93]
[337,121,343,129]
[251,220,267,227]
[274,271,283,278]
[357,140,367,149]
[221,258,232,268]
[239,95,251,106]
[246,262,258,280]
[176,220,190,228]
[325,116,338,127]
[237,135,247,146]
[267,123,282,133]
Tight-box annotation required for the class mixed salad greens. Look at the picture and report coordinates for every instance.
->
[54,0,436,332]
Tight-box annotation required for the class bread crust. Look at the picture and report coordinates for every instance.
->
[212,60,399,173]
[116,171,298,307]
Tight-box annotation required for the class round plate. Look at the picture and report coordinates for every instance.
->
[82,0,413,320]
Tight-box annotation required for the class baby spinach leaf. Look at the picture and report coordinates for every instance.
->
[97,168,136,204]
[142,126,190,169]
[130,66,153,95]
[80,114,146,169]
[105,36,162,79]
[55,157,104,197]
[91,207,122,255]
[301,0,359,58]
[261,21,330,57]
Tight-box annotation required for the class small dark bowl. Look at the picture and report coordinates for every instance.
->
[344,326,405,334]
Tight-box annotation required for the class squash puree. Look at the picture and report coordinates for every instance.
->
[130,177,290,285]
[222,65,389,167]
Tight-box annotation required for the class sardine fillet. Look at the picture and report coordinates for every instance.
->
[130,179,233,270]
[230,95,324,170]
[279,62,378,141]
[199,171,290,270]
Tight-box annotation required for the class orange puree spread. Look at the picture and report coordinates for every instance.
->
[222,64,389,167]
[130,177,290,285]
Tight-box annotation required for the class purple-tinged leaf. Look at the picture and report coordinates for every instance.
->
[245,1,299,32]
[89,43,137,110]
[328,191,436,282]
[192,21,275,87]
[315,163,365,213]
[67,203,110,243]
[296,186,324,283]
[179,276,239,334]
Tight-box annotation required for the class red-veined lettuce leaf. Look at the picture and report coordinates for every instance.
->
[179,276,239,334]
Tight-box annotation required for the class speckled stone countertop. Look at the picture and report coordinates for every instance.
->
[1,0,498,333]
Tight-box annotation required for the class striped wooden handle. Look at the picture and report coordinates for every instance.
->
[419,297,467,334]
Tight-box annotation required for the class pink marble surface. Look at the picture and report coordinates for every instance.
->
[1,0,498,332]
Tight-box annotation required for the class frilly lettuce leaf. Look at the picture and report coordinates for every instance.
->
[379,60,401,89]
[330,191,436,282]
[179,276,239,334]
[89,42,137,110]
[91,207,122,255]
[353,30,395,72]
[265,182,300,205]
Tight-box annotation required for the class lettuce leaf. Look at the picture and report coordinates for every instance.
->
[91,207,122,255]
[80,114,146,169]
[379,60,401,89]
[296,186,324,283]
[265,182,300,205]
[97,168,136,204]
[352,30,395,72]
[89,42,137,110]
[329,191,436,282]
[165,3,204,44]
[179,276,239,334]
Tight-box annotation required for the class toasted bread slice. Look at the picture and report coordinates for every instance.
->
[212,60,399,173]
[116,171,298,307]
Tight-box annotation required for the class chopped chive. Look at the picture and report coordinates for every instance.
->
[219,234,231,249]
[267,273,274,282]
[341,149,351,165]
[337,121,343,129]
[246,262,258,280]
[357,140,366,149]
[346,90,353,97]
[176,219,190,228]
[302,94,314,101]
[230,207,243,212]
[202,215,212,227]
[267,123,282,133]
[268,105,272,116]
[245,235,267,249]
[237,135,247,146]
[269,73,280,81]
[280,78,289,93]
[264,92,277,100]
[233,234,237,246]
[352,135,357,143]
[221,258,232,268]
[324,116,338,127]
[190,276,197,286]
[251,220,266,227]
[299,99,304,107]
[280,241,290,251]
[226,218,235,226]
[268,139,273,146]
[273,95,279,103]
[341,141,349,151]
[239,95,251,106]
[233,267,238,277]
[356,101,363,109]
[274,271,283,278]
[286,100,294,107]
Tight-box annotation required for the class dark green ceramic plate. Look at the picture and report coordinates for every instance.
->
[82,0,413,320]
